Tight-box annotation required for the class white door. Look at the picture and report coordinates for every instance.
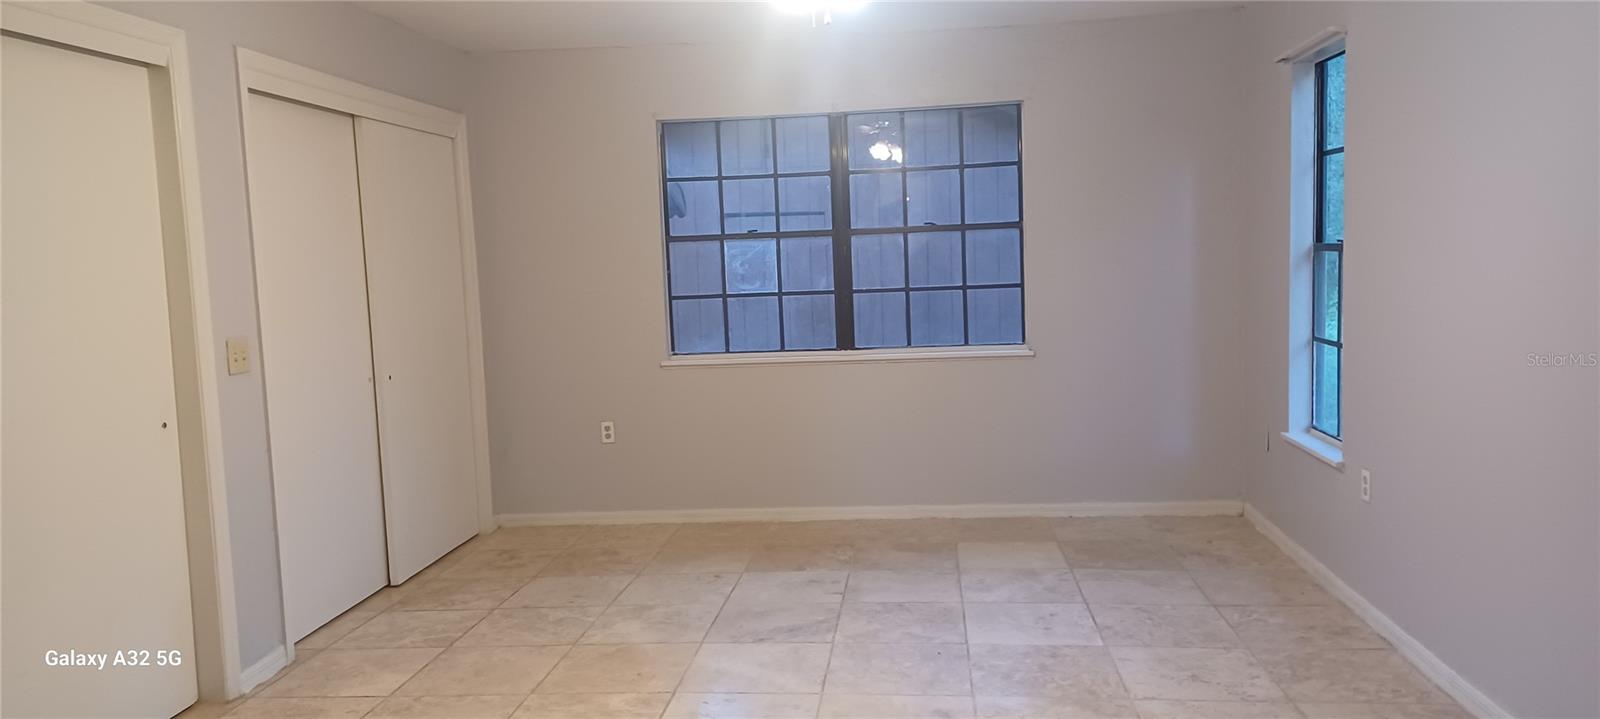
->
[355,119,480,582]
[245,93,388,641]
[1,34,198,718]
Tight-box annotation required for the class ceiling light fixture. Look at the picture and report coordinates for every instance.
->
[771,0,868,27]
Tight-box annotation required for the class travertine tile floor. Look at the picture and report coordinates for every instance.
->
[185,516,1469,718]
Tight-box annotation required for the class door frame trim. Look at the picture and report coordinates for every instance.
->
[1,1,241,702]
[234,48,496,670]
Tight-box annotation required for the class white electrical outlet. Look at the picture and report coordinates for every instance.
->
[225,338,251,375]
[600,421,616,444]
[1360,470,1371,502]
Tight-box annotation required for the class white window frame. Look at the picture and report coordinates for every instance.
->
[1280,30,1346,469]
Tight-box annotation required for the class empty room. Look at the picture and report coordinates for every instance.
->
[1,1,1596,718]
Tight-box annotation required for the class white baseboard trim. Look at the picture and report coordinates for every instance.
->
[238,646,288,695]
[1243,503,1510,719]
[497,499,1243,527]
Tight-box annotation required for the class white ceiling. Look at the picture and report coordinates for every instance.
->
[358,1,1221,54]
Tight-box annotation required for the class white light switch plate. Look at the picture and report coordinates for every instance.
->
[226,338,251,375]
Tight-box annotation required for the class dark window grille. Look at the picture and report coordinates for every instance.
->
[1312,52,1345,438]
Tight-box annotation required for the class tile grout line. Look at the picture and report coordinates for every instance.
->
[385,535,557,712]
[504,526,663,716]
[612,526,703,719]
[473,530,561,717]
[1169,528,1300,707]
[958,558,979,719]
[498,528,604,716]
[1065,558,1139,710]
[656,565,736,719]
[813,567,848,719]
[407,529,594,714]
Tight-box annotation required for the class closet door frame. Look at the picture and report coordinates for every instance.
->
[234,48,495,668]
[0,0,239,703]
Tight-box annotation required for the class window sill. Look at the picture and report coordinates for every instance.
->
[1280,430,1345,470]
[661,345,1035,368]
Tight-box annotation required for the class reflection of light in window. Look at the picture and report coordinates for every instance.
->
[867,140,903,164]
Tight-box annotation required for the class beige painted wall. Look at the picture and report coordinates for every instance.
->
[467,8,1253,517]
[1234,3,1600,717]
[107,0,474,670]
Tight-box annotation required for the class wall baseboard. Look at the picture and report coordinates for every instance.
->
[1243,503,1511,719]
[497,499,1243,527]
[238,646,288,695]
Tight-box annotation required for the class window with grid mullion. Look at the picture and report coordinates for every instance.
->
[663,104,1022,355]
[1310,51,1345,438]
[846,105,1022,349]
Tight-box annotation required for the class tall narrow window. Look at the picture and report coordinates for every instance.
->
[1312,52,1345,438]
[660,103,1024,355]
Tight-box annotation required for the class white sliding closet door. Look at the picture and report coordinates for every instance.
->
[1,35,197,717]
[355,119,480,582]
[245,93,388,641]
